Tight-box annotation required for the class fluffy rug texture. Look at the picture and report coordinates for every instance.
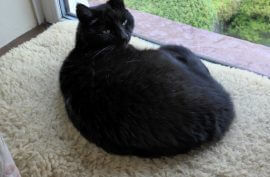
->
[0,21,270,177]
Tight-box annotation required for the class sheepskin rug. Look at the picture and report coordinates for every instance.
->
[0,21,270,177]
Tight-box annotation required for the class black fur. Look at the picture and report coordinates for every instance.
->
[59,0,235,157]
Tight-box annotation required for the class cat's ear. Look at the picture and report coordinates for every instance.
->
[107,0,125,9]
[76,3,93,22]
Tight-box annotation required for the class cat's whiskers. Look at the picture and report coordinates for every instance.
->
[126,60,140,63]
[92,45,114,59]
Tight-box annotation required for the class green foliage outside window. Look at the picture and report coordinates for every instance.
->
[226,0,270,45]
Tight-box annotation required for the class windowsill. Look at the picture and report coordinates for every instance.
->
[89,1,270,77]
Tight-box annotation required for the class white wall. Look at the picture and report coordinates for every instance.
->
[0,0,37,48]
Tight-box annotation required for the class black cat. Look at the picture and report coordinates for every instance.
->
[59,0,235,157]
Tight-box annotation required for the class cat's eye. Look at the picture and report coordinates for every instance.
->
[122,20,128,26]
[102,30,111,34]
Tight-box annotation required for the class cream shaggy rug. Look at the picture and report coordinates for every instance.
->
[0,21,270,177]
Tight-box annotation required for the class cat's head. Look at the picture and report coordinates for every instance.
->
[76,0,134,48]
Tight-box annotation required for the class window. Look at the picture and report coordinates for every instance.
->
[124,0,270,47]
[60,0,270,47]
